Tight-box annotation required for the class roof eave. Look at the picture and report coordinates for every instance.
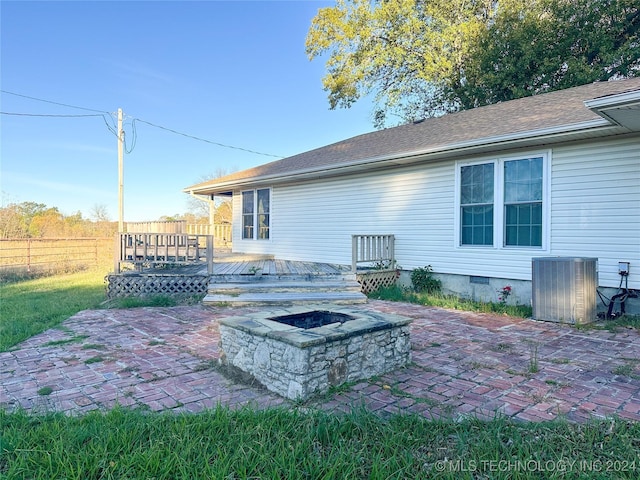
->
[584,89,640,110]
[584,90,640,130]
[188,119,616,195]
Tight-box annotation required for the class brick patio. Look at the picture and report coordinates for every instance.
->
[2,301,639,422]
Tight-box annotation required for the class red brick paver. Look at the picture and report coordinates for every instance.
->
[2,301,639,422]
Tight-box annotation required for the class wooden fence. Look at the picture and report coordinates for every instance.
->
[0,238,113,275]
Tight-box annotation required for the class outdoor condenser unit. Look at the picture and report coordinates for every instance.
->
[532,257,597,324]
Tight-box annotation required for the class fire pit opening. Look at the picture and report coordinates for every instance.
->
[268,310,355,329]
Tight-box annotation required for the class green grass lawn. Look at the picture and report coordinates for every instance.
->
[2,406,639,479]
[0,267,109,352]
[369,284,534,318]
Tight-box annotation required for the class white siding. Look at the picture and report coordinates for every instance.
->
[550,136,640,288]
[231,135,639,289]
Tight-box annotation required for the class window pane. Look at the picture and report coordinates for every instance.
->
[461,163,493,204]
[506,205,518,223]
[242,214,254,239]
[258,214,269,239]
[505,203,542,246]
[461,205,493,245]
[242,191,254,214]
[532,203,542,223]
[531,226,542,246]
[462,226,472,245]
[505,157,542,203]
[257,189,270,214]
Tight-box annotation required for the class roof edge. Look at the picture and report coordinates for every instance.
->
[186,118,613,194]
[584,89,640,109]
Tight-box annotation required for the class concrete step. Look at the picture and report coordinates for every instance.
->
[208,280,362,294]
[204,272,367,306]
[203,290,367,306]
[210,272,358,283]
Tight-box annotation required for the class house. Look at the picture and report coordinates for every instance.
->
[186,78,640,314]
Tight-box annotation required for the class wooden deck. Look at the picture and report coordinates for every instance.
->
[134,252,350,277]
[213,258,350,276]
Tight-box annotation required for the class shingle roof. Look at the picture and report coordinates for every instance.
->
[187,78,640,193]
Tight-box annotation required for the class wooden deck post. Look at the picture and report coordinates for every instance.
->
[114,233,121,274]
[351,235,358,273]
[206,235,214,274]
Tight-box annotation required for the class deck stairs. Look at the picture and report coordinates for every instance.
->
[202,258,367,306]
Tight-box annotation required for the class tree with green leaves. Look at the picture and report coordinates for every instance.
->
[306,0,639,127]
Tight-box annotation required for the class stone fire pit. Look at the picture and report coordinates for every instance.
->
[218,305,412,400]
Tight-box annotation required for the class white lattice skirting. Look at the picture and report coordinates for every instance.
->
[356,270,399,295]
[106,274,210,299]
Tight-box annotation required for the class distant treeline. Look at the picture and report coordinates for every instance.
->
[0,201,230,239]
[0,202,117,239]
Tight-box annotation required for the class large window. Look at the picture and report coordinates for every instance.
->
[460,163,494,246]
[458,154,546,248]
[504,157,543,247]
[242,188,270,240]
[257,188,270,240]
[242,191,254,239]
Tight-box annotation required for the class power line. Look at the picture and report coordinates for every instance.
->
[0,90,110,114]
[1,90,285,158]
[132,118,284,158]
[1,111,105,118]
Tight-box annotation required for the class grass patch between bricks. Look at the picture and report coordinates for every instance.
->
[2,406,640,479]
[84,356,106,365]
[42,335,89,347]
[36,387,53,396]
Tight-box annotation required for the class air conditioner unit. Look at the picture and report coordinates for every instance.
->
[532,257,597,324]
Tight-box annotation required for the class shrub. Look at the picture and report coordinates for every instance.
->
[410,265,442,293]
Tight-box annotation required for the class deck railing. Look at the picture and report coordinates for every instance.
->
[115,233,213,274]
[351,234,395,272]
[127,220,186,233]
[126,222,231,246]
[187,224,232,245]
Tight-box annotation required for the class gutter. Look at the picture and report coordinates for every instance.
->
[584,90,640,129]
[584,89,640,109]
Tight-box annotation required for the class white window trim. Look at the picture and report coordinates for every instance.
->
[241,187,271,241]
[454,151,551,251]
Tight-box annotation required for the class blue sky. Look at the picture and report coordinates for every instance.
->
[1,0,374,222]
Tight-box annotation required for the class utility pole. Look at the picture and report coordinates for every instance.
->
[117,108,124,232]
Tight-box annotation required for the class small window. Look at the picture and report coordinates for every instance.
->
[242,188,270,240]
